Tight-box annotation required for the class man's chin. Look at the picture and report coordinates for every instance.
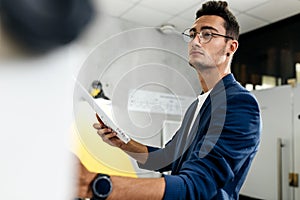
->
[188,61,205,69]
[188,61,218,71]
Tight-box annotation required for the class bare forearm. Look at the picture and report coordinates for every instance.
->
[108,176,165,200]
[120,139,149,164]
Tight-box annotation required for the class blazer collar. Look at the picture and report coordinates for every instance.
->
[199,73,236,112]
[210,73,235,97]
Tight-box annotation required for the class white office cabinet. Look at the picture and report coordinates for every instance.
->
[241,85,300,200]
[293,85,300,200]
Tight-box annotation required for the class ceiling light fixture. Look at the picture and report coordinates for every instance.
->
[158,24,179,34]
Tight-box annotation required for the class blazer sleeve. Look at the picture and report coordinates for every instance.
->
[137,100,199,172]
[137,119,186,172]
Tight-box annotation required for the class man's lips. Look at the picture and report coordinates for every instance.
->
[189,50,204,56]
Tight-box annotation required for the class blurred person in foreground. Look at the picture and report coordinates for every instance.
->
[0,0,93,199]
[74,1,261,199]
[0,0,93,55]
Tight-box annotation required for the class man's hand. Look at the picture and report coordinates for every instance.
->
[93,114,149,164]
[72,154,97,198]
[93,114,125,148]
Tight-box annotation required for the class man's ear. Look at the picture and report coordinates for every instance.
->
[228,40,239,55]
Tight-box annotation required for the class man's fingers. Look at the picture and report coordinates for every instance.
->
[97,128,116,137]
[96,113,105,125]
[93,123,103,129]
[98,131,117,144]
[93,120,120,146]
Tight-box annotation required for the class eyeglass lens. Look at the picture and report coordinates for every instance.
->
[182,29,213,43]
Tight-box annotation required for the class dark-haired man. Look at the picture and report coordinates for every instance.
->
[75,1,261,199]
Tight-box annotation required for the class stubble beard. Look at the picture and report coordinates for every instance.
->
[188,55,222,91]
[188,55,218,72]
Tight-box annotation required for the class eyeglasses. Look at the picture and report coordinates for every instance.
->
[182,28,233,43]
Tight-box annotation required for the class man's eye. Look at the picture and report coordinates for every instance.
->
[202,32,211,37]
[189,32,196,38]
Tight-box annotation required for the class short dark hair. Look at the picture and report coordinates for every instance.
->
[196,1,239,40]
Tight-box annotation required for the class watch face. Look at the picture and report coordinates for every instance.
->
[93,176,112,199]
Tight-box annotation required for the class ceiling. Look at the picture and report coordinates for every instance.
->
[96,0,300,34]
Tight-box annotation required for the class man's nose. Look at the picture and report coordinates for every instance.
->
[189,35,202,47]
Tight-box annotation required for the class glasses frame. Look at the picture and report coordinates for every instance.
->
[182,28,234,43]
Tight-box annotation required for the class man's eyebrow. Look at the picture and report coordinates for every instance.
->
[200,26,219,32]
[189,26,219,33]
[190,27,197,32]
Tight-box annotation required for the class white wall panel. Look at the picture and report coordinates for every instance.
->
[293,84,300,200]
[241,86,294,200]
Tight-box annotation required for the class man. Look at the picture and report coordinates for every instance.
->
[75,1,261,199]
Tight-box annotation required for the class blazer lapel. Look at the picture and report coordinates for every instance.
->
[172,99,198,172]
[183,94,211,155]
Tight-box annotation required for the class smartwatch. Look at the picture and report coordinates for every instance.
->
[91,174,112,200]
